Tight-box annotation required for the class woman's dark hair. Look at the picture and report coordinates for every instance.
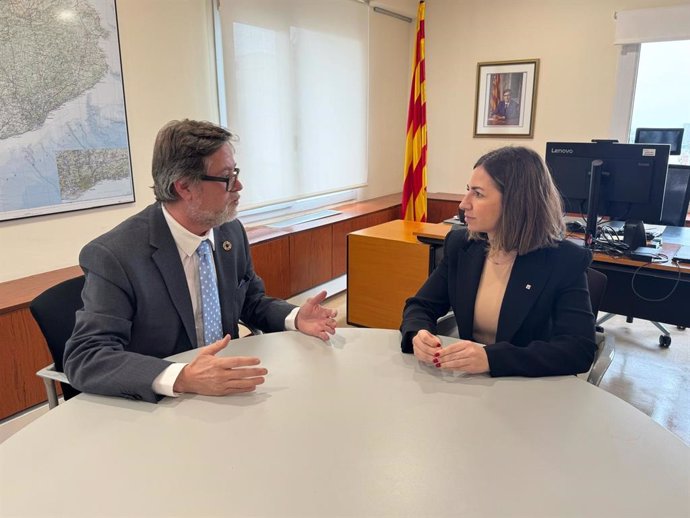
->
[468,146,565,254]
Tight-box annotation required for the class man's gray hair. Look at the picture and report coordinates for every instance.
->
[152,119,234,202]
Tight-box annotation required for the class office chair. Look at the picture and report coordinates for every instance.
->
[31,275,264,409]
[437,268,614,386]
[30,275,85,409]
[597,164,690,347]
[583,268,614,386]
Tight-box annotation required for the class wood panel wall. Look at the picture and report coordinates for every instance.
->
[0,310,56,418]
[427,193,462,223]
[249,238,291,299]
[0,194,455,420]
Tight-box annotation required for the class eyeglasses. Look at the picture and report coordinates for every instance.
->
[200,167,240,192]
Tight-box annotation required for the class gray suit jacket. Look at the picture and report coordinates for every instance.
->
[64,203,295,402]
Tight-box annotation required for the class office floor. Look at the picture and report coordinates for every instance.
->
[2,290,688,446]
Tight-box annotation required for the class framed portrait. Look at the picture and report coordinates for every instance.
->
[473,59,539,138]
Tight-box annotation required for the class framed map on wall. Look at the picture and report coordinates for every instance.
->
[0,0,134,222]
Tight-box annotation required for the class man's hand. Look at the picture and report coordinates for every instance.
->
[412,329,442,364]
[436,340,489,374]
[295,290,337,341]
[173,335,267,395]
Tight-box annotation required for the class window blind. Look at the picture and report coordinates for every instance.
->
[614,5,690,45]
[216,0,369,210]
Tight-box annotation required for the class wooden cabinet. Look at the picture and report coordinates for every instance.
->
[0,266,81,419]
[290,226,333,295]
[0,309,55,419]
[1,196,402,419]
[250,238,291,299]
[427,193,463,223]
[0,194,464,419]
[347,220,451,329]
[331,208,400,277]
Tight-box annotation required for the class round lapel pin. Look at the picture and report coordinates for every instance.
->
[223,240,232,251]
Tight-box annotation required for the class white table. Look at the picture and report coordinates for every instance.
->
[1,328,688,517]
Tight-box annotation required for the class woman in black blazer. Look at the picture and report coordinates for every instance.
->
[401,147,596,377]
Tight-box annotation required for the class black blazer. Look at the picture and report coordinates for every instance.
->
[401,229,596,377]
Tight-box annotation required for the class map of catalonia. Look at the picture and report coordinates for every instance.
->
[0,0,108,140]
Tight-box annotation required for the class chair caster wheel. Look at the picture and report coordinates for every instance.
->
[659,335,672,348]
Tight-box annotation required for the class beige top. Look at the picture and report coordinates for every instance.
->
[473,249,517,345]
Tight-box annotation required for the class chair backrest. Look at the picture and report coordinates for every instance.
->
[660,165,690,227]
[586,268,607,319]
[29,275,85,400]
[584,268,612,386]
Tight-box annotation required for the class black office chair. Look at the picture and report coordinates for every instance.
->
[31,275,263,409]
[597,165,690,346]
[584,268,615,386]
[437,268,613,386]
[30,275,85,408]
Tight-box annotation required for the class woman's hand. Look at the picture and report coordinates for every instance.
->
[436,340,490,374]
[412,329,442,364]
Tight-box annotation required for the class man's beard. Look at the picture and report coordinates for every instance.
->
[189,198,238,229]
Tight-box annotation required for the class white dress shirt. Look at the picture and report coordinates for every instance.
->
[152,205,298,397]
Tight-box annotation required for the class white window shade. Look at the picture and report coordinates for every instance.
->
[614,5,690,45]
[216,0,369,210]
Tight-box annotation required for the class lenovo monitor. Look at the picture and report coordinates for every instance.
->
[545,141,670,227]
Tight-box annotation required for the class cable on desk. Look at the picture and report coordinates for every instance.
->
[584,225,681,301]
[630,257,683,302]
[589,225,628,257]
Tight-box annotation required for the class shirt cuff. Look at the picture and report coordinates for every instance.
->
[285,306,300,331]
[152,362,187,397]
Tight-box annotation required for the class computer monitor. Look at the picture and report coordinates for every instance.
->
[634,128,684,155]
[545,141,670,241]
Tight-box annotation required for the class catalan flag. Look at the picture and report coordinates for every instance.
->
[490,73,501,116]
[402,0,427,222]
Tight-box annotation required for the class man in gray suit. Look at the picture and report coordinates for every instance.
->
[64,119,337,403]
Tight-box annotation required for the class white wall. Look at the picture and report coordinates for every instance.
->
[360,0,419,200]
[3,0,682,282]
[424,0,690,195]
[0,0,417,282]
[0,0,219,282]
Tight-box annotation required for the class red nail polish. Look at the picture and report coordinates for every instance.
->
[434,352,440,358]
[435,363,441,368]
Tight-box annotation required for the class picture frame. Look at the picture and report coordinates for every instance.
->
[473,59,539,138]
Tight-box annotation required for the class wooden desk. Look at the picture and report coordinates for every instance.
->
[347,220,690,331]
[2,328,688,517]
[347,220,449,329]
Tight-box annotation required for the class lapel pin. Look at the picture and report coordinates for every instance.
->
[223,240,232,251]
[525,284,532,290]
